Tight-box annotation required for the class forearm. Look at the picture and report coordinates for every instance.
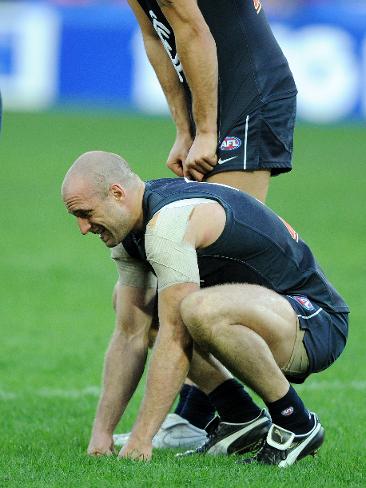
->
[144,37,192,135]
[92,329,148,436]
[130,329,192,442]
[174,25,217,135]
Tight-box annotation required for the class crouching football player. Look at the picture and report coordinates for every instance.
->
[62,152,349,466]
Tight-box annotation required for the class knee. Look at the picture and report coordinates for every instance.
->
[180,291,219,346]
[181,290,208,326]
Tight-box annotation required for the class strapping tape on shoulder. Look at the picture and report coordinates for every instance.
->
[145,205,200,291]
[111,243,157,289]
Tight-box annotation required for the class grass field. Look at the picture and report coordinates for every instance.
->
[0,112,365,486]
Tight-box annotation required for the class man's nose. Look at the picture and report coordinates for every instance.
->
[77,217,91,235]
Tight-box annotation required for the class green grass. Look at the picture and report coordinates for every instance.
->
[0,112,365,486]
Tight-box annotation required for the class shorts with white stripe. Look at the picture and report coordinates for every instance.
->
[207,95,297,178]
[283,294,349,383]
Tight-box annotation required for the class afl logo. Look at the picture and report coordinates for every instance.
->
[293,296,315,311]
[281,407,294,417]
[220,136,242,151]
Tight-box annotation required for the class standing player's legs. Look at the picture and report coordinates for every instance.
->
[180,284,325,465]
[206,95,297,203]
[207,170,270,203]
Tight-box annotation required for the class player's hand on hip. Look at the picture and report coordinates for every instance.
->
[87,432,114,456]
[166,132,193,177]
[184,133,218,181]
[118,438,152,461]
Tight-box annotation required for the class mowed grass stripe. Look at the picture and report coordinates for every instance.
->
[1,379,366,401]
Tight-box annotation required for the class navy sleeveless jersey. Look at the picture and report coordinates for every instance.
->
[122,178,349,315]
[136,0,297,129]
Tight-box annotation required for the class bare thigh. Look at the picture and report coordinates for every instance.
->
[206,170,270,202]
[184,283,298,369]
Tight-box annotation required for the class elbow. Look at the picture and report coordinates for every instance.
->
[159,324,193,360]
[176,22,215,48]
[115,323,150,350]
[142,34,160,54]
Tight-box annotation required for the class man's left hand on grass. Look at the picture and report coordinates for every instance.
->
[87,431,115,457]
[118,438,153,461]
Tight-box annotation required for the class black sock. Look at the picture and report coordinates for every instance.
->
[174,384,192,416]
[179,386,216,430]
[208,378,261,423]
[265,385,313,435]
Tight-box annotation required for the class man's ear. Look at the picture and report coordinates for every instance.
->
[110,183,126,201]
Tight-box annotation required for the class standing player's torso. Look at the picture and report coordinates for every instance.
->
[136,0,296,117]
[122,178,349,314]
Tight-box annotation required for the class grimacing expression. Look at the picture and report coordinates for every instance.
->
[64,188,130,248]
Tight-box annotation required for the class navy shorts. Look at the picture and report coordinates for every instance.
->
[207,96,297,178]
[284,295,349,383]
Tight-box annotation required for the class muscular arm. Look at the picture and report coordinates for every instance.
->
[128,0,193,176]
[119,282,197,459]
[158,0,218,179]
[158,0,217,135]
[119,203,225,460]
[88,284,156,455]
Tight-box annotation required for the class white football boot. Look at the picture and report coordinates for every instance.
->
[113,413,208,449]
[239,412,324,467]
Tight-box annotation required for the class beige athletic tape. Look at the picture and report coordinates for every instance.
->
[111,243,157,289]
[145,205,200,291]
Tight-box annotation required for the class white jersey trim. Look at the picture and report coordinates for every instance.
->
[243,115,250,170]
[297,308,323,320]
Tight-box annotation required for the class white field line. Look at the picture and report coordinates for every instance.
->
[0,380,365,400]
[0,386,100,400]
[296,380,366,391]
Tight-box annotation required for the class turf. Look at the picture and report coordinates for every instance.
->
[0,112,365,486]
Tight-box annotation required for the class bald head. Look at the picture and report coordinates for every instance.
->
[62,151,139,198]
[62,151,145,247]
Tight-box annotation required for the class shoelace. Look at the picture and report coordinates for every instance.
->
[195,424,220,453]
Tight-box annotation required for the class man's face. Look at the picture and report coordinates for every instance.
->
[63,181,131,248]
